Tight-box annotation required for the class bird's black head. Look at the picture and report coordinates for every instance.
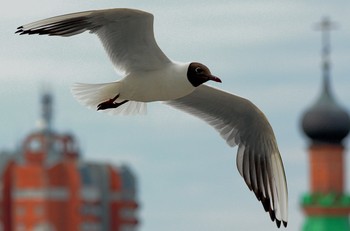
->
[187,62,222,87]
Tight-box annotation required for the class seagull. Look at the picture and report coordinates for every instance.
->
[16,8,288,227]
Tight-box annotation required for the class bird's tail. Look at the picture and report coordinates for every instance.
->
[71,82,147,115]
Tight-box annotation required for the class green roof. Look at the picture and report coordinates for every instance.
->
[301,192,350,208]
[303,216,350,231]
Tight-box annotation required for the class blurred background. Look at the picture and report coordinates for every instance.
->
[1,0,350,230]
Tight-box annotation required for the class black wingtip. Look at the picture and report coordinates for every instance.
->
[269,209,276,222]
[276,219,281,228]
[261,197,270,212]
[283,221,288,228]
[15,26,24,34]
[275,219,288,228]
[15,26,23,34]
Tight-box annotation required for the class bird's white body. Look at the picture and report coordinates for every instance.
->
[120,62,193,102]
[17,8,288,228]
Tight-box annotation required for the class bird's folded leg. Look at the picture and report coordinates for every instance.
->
[97,94,128,111]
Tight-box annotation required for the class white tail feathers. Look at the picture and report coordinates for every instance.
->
[71,82,147,115]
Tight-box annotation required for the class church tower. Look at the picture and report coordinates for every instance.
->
[300,17,350,230]
[0,91,139,231]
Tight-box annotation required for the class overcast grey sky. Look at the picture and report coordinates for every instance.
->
[2,0,350,230]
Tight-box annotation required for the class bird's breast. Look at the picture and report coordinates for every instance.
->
[120,63,195,102]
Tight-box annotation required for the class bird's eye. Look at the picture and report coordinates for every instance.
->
[195,67,203,74]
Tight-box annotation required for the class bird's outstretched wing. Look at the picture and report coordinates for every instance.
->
[166,85,288,228]
[16,8,171,74]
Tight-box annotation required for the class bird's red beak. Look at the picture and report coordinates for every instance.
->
[207,74,222,83]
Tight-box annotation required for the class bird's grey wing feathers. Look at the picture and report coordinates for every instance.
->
[166,85,288,228]
[16,8,171,74]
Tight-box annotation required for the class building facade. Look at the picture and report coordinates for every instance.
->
[0,93,139,231]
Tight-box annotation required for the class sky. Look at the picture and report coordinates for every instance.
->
[1,0,350,230]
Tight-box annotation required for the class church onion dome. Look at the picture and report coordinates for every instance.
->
[301,88,350,144]
[301,17,350,144]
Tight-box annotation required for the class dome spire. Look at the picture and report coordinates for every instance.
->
[301,17,350,144]
[41,91,53,131]
[36,85,54,132]
[315,17,336,96]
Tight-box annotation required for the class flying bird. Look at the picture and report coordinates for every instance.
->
[16,8,288,227]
